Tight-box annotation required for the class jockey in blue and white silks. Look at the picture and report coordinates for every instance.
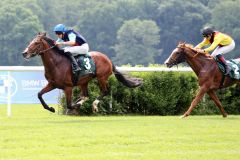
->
[54,24,89,73]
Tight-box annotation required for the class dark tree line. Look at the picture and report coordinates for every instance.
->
[0,0,240,66]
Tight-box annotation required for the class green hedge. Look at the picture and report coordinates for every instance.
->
[59,71,240,115]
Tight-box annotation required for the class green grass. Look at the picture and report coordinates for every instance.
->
[0,104,240,160]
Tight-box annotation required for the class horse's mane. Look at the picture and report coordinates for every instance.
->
[178,42,207,56]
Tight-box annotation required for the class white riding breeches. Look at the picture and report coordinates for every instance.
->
[64,43,89,56]
[211,40,235,57]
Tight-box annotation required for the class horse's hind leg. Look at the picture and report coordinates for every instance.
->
[38,83,56,112]
[92,77,110,112]
[207,90,228,118]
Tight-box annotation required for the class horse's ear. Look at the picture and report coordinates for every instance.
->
[178,41,186,45]
[38,32,46,36]
[178,41,186,47]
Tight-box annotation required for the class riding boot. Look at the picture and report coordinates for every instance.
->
[65,52,81,73]
[216,54,230,75]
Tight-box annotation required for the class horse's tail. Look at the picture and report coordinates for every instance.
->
[112,64,143,88]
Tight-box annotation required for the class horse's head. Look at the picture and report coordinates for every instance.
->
[164,42,187,68]
[22,32,54,59]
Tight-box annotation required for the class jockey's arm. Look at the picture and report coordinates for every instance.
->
[203,37,222,53]
[195,38,209,49]
[61,41,75,46]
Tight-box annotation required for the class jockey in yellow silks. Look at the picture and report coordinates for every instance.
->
[195,27,235,75]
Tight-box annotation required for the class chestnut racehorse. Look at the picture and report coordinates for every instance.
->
[165,42,240,118]
[22,33,142,113]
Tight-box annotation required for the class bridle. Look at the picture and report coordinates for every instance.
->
[27,36,55,56]
[168,46,186,65]
[166,43,208,68]
[37,38,56,55]
[168,46,201,65]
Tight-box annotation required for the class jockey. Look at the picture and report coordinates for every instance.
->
[195,27,235,75]
[53,24,89,73]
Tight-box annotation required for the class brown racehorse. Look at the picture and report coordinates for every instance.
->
[22,32,142,113]
[165,42,239,118]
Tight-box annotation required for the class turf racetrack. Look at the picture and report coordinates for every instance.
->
[0,104,240,160]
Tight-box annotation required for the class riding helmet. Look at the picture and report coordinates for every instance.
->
[202,27,214,36]
[54,24,67,33]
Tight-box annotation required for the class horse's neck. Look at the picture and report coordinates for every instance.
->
[41,50,65,73]
[185,51,212,76]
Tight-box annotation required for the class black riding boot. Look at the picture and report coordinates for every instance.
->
[216,54,230,75]
[65,52,81,73]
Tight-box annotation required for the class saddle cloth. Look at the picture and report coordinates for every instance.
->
[216,58,240,79]
[75,53,96,77]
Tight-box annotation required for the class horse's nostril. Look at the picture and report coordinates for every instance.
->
[164,61,170,66]
[166,63,172,68]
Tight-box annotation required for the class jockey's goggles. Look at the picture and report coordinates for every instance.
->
[55,31,63,35]
[202,34,209,38]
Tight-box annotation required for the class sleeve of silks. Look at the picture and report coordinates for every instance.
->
[204,37,222,52]
[56,38,64,43]
[195,38,209,49]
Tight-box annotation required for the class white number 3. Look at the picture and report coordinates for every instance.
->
[84,58,91,70]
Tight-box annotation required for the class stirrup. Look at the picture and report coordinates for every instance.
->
[73,67,81,73]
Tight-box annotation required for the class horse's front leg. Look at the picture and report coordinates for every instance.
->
[207,90,227,118]
[38,83,56,112]
[181,86,208,118]
[64,87,74,109]
[64,87,79,115]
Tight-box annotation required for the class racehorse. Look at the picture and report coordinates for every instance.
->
[22,32,142,113]
[164,42,239,118]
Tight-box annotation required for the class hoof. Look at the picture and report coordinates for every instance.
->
[66,109,79,115]
[72,103,81,109]
[179,115,185,119]
[49,107,55,113]
[179,114,188,119]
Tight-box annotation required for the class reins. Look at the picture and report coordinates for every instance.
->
[192,51,201,58]
[37,38,56,55]
[38,45,55,55]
